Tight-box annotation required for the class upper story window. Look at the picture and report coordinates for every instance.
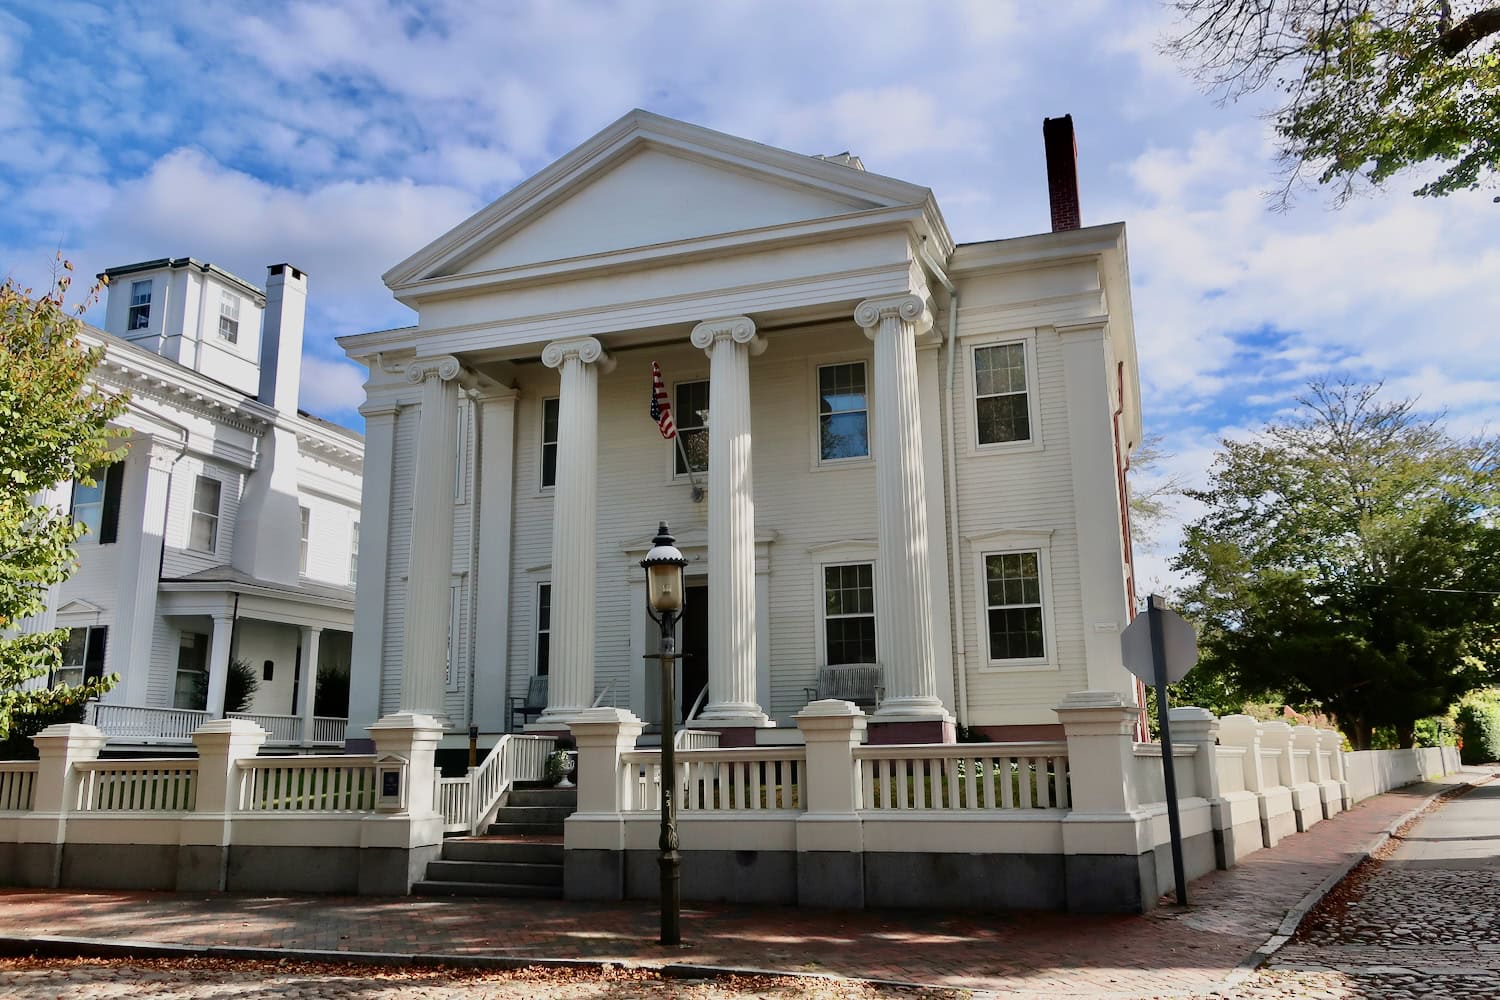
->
[674,380,709,476]
[189,476,221,553]
[127,280,152,330]
[984,551,1045,661]
[55,625,108,688]
[817,361,869,463]
[349,521,360,585]
[540,398,559,489]
[299,506,310,575]
[823,562,877,665]
[218,290,240,343]
[974,342,1031,445]
[72,463,123,545]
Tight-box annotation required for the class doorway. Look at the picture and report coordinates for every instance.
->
[681,584,709,721]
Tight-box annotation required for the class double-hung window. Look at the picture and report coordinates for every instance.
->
[55,626,108,688]
[189,476,221,552]
[674,380,709,476]
[72,463,124,544]
[128,280,152,330]
[299,506,311,575]
[817,361,869,463]
[535,583,551,676]
[540,398,559,489]
[173,631,208,709]
[218,291,240,343]
[974,342,1031,445]
[823,563,876,665]
[984,551,1046,661]
[349,521,360,584]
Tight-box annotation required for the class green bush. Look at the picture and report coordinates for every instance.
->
[1456,702,1500,765]
[314,662,350,717]
[0,696,87,760]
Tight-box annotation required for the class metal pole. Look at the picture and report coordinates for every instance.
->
[659,617,681,945]
[1150,594,1188,906]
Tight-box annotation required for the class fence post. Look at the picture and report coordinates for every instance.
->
[564,708,643,901]
[1263,722,1316,831]
[794,699,866,908]
[1319,730,1352,810]
[1293,725,1337,820]
[361,711,445,895]
[179,718,267,892]
[19,724,107,887]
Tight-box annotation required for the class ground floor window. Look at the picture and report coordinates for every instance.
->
[823,562,876,665]
[984,550,1045,661]
[174,631,209,710]
[535,582,551,676]
[53,626,108,688]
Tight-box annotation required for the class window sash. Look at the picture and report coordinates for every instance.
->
[189,476,221,552]
[349,522,360,584]
[299,506,310,575]
[974,343,1031,445]
[128,280,152,330]
[536,583,551,676]
[822,563,876,665]
[173,632,209,710]
[817,362,869,461]
[218,291,240,342]
[674,380,709,476]
[540,398,559,489]
[984,551,1045,660]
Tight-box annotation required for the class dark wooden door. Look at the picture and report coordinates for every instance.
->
[681,585,709,720]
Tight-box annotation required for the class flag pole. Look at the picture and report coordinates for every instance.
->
[673,435,705,502]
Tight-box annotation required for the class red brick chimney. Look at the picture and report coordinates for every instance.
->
[1043,114,1081,232]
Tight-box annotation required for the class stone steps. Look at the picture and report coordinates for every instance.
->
[413,785,575,899]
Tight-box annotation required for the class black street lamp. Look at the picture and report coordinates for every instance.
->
[640,521,688,946]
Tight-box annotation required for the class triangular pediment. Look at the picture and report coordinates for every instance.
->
[55,599,105,618]
[386,110,935,288]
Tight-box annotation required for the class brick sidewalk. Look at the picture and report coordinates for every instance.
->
[0,771,1486,998]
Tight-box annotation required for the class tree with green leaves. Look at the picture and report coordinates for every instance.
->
[0,261,128,741]
[1167,1,1500,205]
[1173,379,1499,748]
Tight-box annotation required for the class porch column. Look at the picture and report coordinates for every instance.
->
[854,294,953,742]
[298,626,322,745]
[204,611,234,718]
[690,316,769,732]
[534,337,613,729]
[400,356,463,724]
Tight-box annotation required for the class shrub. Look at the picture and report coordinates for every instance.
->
[314,662,350,717]
[1456,702,1500,765]
[0,695,87,760]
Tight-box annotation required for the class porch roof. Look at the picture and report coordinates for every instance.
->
[158,566,355,628]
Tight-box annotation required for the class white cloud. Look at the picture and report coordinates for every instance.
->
[299,355,368,417]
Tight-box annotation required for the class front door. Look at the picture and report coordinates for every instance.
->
[681,584,709,721]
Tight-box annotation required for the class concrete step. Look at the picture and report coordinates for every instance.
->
[412,880,562,899]
[425,859,561,886]
[485,822,565,838]
[490,805,573,825]
[506,787,578,808]
[441,839,563,865]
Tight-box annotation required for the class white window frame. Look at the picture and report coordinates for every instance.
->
[446,578,463,692]
[808,540,880,670]
[54,626,105,689]
[128,280,152,331]
[218,290,240,343]
[820,561,878,668]
[537,396,559,495]
[453,398,469,505]
[667,377,710,482]
[964,331,1043,456]
[808,353,874,471]
[298,506,311,576]
[188,475,221,553]
[349,521,360,585]
[534,581,551,678]
[968,529,1057,672]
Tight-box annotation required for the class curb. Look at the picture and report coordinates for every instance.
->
[1215,770,1493,993]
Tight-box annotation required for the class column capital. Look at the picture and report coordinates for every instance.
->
[406,355,463,385]
[854,294,933,338]
[542,336,615,374]
[690,316,764,356]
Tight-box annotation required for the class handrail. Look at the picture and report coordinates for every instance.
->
[464,732,556,834]
[622,746,807,764]
[591,681,614,708]
[853,740,1068,760]
[684,683,709,724]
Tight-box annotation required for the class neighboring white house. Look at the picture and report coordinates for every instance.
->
[339,109,1143,750]
[27,258,363,750]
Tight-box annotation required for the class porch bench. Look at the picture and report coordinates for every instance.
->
[804,664,884,712]
[509,675,548,731]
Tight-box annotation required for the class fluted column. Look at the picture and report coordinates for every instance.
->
[400,355,463,724]
[690,316,769,730]
[535,337,614,729]
[854,293,953,738]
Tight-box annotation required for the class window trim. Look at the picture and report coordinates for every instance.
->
[819,560,879,668]
[537,396,559,495]
[298,506,311,576]
[964,331,1043,456]
[808,353,874,471]
[809,541,880,670]
[349,520,360,585]
[127,280,152,331]
[172,630,209,709]
[218,289,240,343]
[446,578,463,693]
[534,581,551,678]
[969,529,1057,672]
[54,625,108,689]
[188,475,222,553]
[668,377,711,482]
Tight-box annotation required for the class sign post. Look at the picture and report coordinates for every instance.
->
[1120,593,1199,907]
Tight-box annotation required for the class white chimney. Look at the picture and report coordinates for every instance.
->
[259,263,307,415]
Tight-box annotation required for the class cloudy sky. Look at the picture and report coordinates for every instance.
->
[3,0,1496,587]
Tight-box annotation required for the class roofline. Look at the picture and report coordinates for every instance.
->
[100,258,266,303]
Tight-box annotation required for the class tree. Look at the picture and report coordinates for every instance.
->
[1172,379,1499,748]
[1128,433,1188,552]
[0,261,128,740]
[1167,1,1500,205]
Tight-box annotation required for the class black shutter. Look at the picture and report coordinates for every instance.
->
[99,462,125,544]
[84,626,108,682]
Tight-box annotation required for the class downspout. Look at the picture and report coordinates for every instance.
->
[916,242,969,728]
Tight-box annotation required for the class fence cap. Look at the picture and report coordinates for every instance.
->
[193,718,267,737]
[796,699,864,718]
[31,723,106,749]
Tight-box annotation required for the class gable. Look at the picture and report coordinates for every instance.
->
[441,147,885,277]
[55,599,105,619]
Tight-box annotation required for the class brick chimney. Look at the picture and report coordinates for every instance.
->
[1043,115,1081,232]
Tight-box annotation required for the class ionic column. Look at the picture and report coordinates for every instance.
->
[400,355,463,724]
[534,337,613,729]
[690,317,768,731]
[854,294,953,741]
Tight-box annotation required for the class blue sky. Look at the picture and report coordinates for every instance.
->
[2,0,1496,587]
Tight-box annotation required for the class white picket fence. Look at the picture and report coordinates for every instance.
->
[75,760,199,812]
[0,762,39,811]
[621,747,807,812]
[237,755,377,813]
[855,743,1071,811]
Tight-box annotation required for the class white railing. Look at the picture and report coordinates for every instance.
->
[237,755,377,813]
[0,761,38,811]
[436,734,558,834]
[87,703,208,743]
[1215,745,1248,794]
[1133,744,1200,804]
[855,742,1070,811]
[673,729,721,751]
[311,717,347,746]
[620,747,807,813]
[227,712,302,745]
[75,760,198,812]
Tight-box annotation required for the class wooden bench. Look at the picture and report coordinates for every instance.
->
[509,675,548,730]
[804,664,885,711]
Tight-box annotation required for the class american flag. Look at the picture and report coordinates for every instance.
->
[649,361,676,440]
